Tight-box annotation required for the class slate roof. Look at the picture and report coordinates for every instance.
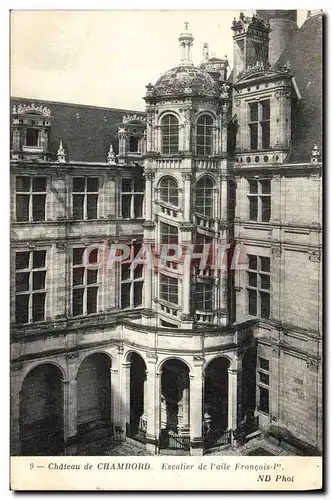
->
[10,97,145,163]
[277,13,323,163]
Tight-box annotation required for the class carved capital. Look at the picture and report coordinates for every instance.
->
[272,345,281,358]
[145,171,155,181]
[146,351,158,362]
[271,245,282,257]
[309,251,320,263]
[307,357,319,371]
[181,172,192,182]
[56,242,67,252]
[310,171,320,181]
[272,173,281,182]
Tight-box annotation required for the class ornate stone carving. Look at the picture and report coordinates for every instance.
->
[122,114,146,124]
[272,345,281,358]
[56,242,67,252]
[311,145,321,164]
[145,171,155,181]
[310,171,320,181]
[16,103,51,117]
[117,344,124,355]
[272,173,281,182]
[307,357,319,371]
[107,144,116,164]
[57,141,66,163]
[181,172,192,182]
[309,251,320,263]
[271,245,282,257]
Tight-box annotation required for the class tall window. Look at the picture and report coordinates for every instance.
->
[73,177,99,220]
[257,357,270,414]
[160,274,178,305]
[72,247,99,316]
[196,282,213,310]
[160,114,179,155]
[195,176,214,217]
[121,244,143,309]
[160,222,178,245]
[16,176,47,222]
[247,255,270,319]
[15,250,47,324]
[196,114,213,155]
[249,100,270,150]
[159,176,178,206]
[248,179,271,222]
[121,178,144,218]
[25,128,39,147]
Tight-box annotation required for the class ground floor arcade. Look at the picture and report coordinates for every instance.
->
[11,346,258,456]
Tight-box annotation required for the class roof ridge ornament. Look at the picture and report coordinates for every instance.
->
[57,141,66,163]
[178,22,194,66]
[311,145,321,164]
[107,144,116,164]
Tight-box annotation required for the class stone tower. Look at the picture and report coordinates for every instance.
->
[142,23,232,330]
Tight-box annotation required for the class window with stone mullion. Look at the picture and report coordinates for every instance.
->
[196,115,213,155]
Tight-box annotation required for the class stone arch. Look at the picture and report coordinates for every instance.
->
[203,353,235,375]
[158,175,179,206]
[76,352,112,439]
[195,173,217,188]
[159,358,191,442]
[77,349,113,376]
[204,356,231,435]
[20,363,64,455]
[127,352,148,439]
[157,109,182,125]
[19,359,67,392]
[194,110,217,125]
[157,355,193,375]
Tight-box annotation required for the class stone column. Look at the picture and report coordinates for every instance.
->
[110,367,122,432]
[182,172,192,222]
[227,367,237,433]
[145,172,154,222]
[64,353,78,454]
[190,358,204,455]
[120,360,131,435]
[221,103,228,153]
[140,371,148,429]
[146,354,160,455]
[10,366,22,456]
[179,373,190,432]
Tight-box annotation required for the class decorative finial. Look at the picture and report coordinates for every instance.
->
[311,145,321,164]
[107,144,116,164]
[184,21,189,31]
[57,141,66,163]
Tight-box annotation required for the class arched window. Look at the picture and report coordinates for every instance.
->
[196,114,213,155]
[196,176,214,217]
[160,114,179,155]
[159,176,178,206]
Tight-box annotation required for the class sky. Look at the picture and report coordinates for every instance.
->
[11,9,308,111]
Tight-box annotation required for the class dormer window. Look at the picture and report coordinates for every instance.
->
[249,100,270,150]
[26,128,39,147]
[129,135,139,153]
